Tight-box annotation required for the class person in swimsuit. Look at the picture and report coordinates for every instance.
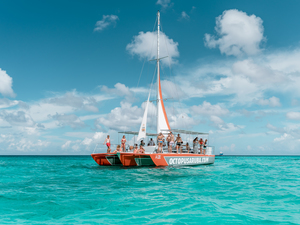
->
[176,134,183,154]
[203,139,208,155]
[199,138,204,154]
[169,132,175,153]
[133,144,139,153]
[157,132,164,153]
[138,145,145,154]
[186,142,190,153]
[103,135,111,153]
[193,137,198,154]
[166,133,171,153]
[112,145,121,154]
[121,135,126,152]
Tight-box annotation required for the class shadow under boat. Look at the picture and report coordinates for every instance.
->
[91,153,122,166]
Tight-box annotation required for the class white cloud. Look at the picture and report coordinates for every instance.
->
[101,83,136,102]
[126,31,179,65]
[62,140,71,149]
[161,80,186,99]
[95,102,143,131]
[191,101,229,117]
[210,115,243,133]
[232,60,286,85]
[274,133,290,142]
[169,113,196,129]
[256,96,281,107]
[180,11,190,20]
[0,69,16,97]
[51,113,85,129]
[156,0,171,8]
[286,112,300,120]
[0,98,18,109]
[94,15,119,32]
[205,9,265,56]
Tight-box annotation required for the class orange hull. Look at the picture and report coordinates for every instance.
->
[150,153,215,166]
[91,153,122,166]
[118,153,155,167]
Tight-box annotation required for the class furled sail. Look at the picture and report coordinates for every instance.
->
[156,11,170,135]
[137,92,151,142]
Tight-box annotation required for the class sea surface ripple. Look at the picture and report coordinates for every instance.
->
[0,156,299,224]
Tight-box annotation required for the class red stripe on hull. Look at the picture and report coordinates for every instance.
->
[91,153,118,166]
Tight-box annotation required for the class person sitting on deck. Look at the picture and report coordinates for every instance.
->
[138,145,145,154]
[176,134,183,154]
[140,140,145,147]
[203,139,208,155]
[199,138,204,154]
[112,145,121,154]
[133,144,139,153]
[157,132,164,153]
[129,145,134,152]
[148,138,155,146]
[193,137,198,154]
[186,142,191,153]
[162,139,166,147]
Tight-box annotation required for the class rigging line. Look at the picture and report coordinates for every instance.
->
[160,23,187,130]
[135,16,158,90]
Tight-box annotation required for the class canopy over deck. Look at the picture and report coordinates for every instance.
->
[118,131,157,137]
[161,129,209,135]
[119,130,209,136]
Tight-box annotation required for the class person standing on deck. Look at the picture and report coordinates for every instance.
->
[157,132,164,153]
[193,137,198,154]
[121,135,126,152]
[103,135,111,153]
[166,133,171,153]
[176,134,183,154]
[169,132,175,153]
[203,139,208,155]
[199,138,204,154]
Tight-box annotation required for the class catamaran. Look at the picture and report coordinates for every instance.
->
[117,11,215,167]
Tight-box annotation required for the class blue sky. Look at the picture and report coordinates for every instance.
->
[1,0,300,155]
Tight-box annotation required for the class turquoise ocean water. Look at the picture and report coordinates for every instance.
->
[0,156,299,224]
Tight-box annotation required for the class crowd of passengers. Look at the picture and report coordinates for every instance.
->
[103,132,208,154]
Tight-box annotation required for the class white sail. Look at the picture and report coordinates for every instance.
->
[137,92,151,142]
[156,11,170,135]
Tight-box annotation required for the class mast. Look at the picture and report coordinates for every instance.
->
[156,10,170,135]
[157,10,160,135]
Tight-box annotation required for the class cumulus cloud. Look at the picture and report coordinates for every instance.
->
[51,113,85,129]
[210,115,243,133]
[180,11,190,20]
[0,98,18,109]
[232,60,286,85]
[101,83,136,102]
[161,80,186,99]
[48,91,98,112]
[126,31,179,65]
[94,15,119,32]
[286,112,300,120]
[156,0,171,8]
[191,101,229,117]
[0,110,36,127]
[95,102,143,131]
[0,69,16,97]
[256,96,281,107]
[205,9,265,56]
